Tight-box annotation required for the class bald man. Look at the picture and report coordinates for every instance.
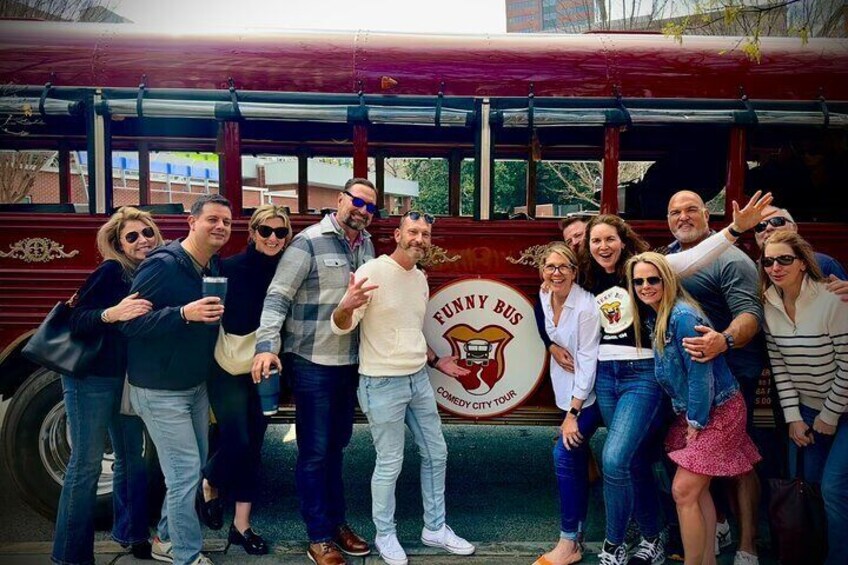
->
[754,205,847,280]
[665,190,764,565]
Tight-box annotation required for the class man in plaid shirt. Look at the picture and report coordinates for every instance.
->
[253,178,377,565]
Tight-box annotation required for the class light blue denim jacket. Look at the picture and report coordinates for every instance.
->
[648,301,739,430]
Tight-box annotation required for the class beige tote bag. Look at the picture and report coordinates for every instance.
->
[213,328,256,376]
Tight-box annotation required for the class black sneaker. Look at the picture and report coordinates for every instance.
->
[628,536,666,565]
[599,540,628,565]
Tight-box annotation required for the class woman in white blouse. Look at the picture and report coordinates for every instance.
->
[532,242,601,565]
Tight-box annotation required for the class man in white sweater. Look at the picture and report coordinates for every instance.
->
[331,211,475,565]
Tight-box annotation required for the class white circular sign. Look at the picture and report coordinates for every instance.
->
[424,278,546,418]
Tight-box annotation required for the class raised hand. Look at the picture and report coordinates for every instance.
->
[338,274,379,313]
[105,292,153,322]
[730,190,774,233]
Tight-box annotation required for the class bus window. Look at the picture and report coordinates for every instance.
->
[0,150,88,208]
[143,151,220,212]
[532,160,602,218]
[616,160,655,218]
[394,157,447,216]
[244,155,299,212]
[493,159,527,217]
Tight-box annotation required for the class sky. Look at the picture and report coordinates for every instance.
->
[114,0,507,34]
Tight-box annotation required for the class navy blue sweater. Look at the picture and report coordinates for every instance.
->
[221,243,282,336]
[121,239,221,390]
[69,260,131,379]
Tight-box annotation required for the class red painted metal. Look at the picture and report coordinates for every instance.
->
[725,127,746,218]
[601,126,620,214]
[220,121,243,215]
[353,125,368,178]
[58,148,71,204]
[1,23,847,100]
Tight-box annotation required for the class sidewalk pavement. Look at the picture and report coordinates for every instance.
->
[0,540,764,564]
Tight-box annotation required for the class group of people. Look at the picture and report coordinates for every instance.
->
[533,195,847,565]
[50,179,846,565]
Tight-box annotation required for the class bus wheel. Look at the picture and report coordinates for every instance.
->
[1,367,161,527]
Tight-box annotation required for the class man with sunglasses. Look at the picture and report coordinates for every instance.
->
[331,210,475,565]
[252,178,377,565]
[754,206,847,280]
[664,190,765,565]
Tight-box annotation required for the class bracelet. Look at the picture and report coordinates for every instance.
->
[180,306,189,324]
[427,356,440,369]
[100,308,111,323]
[727,224,743,238]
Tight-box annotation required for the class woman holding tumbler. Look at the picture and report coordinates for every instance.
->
[200,204,292,555]
[532,242,601,565]
[52,206,162,564]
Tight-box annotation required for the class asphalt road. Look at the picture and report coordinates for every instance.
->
[0,419,774,564]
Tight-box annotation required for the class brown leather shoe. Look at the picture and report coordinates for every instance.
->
[307,541,347,565]
[333,524,371,556]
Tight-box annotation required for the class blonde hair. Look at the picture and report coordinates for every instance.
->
[759,230,824,297]
[96,207,163,276]
[249,204,292,246]
[626,251,702,354]
[539,242,578,280]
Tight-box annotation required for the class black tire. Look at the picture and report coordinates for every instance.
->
[1,367,162,528]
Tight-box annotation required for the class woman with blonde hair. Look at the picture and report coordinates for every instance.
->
[52,206,163,564]
[627,252,760,565]
[200,204,292,555]
[533,242,601,565]
[760,231,848,565]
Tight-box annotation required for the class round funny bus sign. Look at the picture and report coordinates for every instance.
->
[424,278,546,418]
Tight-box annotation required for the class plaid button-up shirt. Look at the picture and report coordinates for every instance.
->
[255,214,375,365]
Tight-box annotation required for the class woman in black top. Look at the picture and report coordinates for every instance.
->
[200,204,291,555]
[52,207,163,565]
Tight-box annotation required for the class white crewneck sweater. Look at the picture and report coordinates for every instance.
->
[331,254,430,376]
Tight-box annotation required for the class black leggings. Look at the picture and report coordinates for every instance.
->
[203,363,269,503]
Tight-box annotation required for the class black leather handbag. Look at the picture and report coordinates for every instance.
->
[23,290,104,377]
[768,446,828,564]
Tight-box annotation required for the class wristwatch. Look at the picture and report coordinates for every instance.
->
[722,331,735,351]
[427,356,440,369]
[567,406,581,419]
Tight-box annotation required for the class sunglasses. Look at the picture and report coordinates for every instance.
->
[405,211,435,224]
[754,217,792,233]
[342,191,380,216]
[543,264,573,274]
[633,276,663,287]
[256,225,290,239]
[762,254,798,268]
[124,226,155,243]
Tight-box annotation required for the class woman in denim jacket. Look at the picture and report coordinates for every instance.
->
[627,252,761,565]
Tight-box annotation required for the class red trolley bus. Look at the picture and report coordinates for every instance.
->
[1,21,846,522]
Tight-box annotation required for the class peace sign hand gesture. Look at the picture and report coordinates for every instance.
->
[338,274,379,313]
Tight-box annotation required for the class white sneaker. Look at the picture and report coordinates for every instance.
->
[151,537,173,563]
[375,533,408,565]
[420,524,476,556]
[629,536,666,565]
[715,520,732,555]
[189,555,213,565]
[598,541,627,565]
[734,550,759,565]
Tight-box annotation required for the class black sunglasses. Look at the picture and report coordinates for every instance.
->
[754,216,792,233]
[342,191,380,216]
[762,254,798,268]
[404,211,435,224]
[633,276,663,287]
[124,226,155,243]
[256,225,290,239]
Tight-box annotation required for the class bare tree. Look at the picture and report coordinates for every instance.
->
[0,151,56,203]
[0,0,121,21]
[542,160,651,207]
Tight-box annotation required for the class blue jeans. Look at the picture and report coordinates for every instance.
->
[554,403,603,540]
[358,369,448,537]
[130,383,209,565]
[595,359,665,544]
[787,404,848,565]
[288,354,359,542]
[52,376,149,565]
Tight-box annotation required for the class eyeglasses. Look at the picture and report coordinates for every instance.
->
[342,191,380,215]
[755,217,792,233]
[404,211,435,224]
[256,225,290,239]
[762,254,798,268]
[632,276,663,287]
[124,226,155,243]
[543,264,573,274]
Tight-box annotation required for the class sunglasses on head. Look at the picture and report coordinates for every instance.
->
[633,276,663,287]
[256,225,290,239]
[124,226,155,243]
[404,211,435,224]
[762,254,797,268]
[342,191,380,216]
[755,216,792,233]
